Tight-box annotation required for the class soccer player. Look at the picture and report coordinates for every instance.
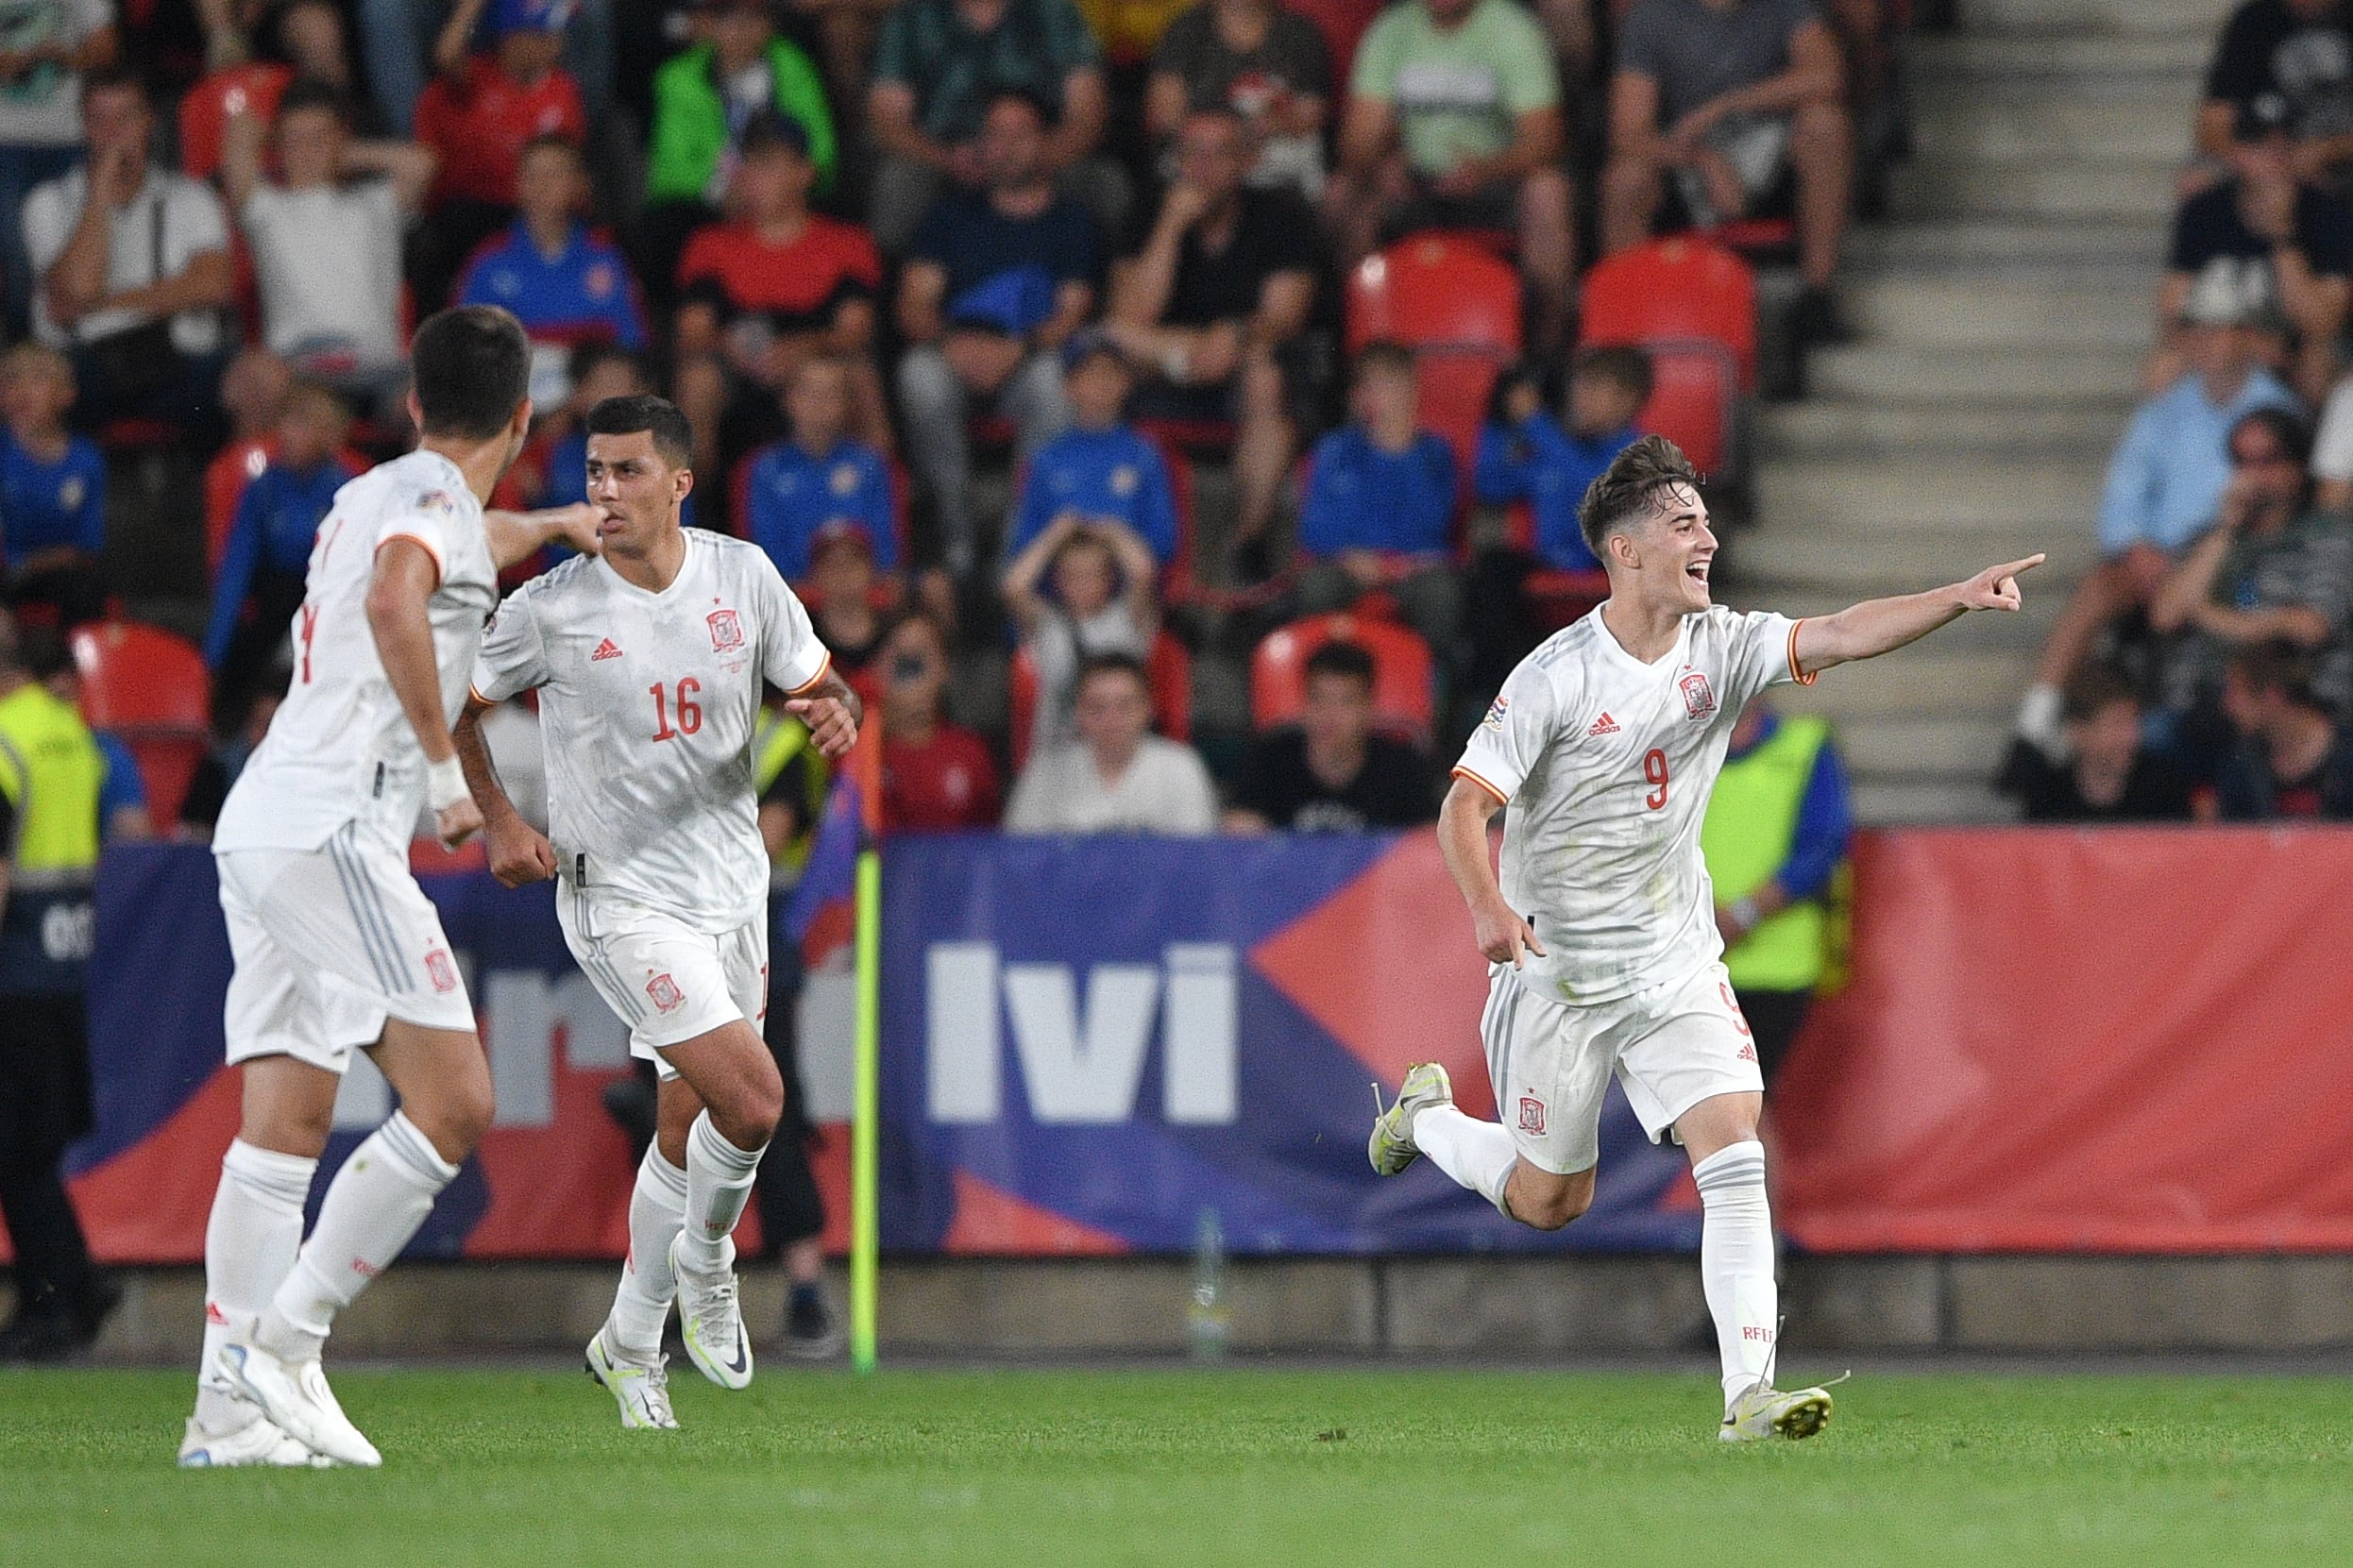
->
[185,306,601,1469]
[453,394,859,1430]
[1368,436,2041,1442]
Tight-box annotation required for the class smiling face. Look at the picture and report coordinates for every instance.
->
[1607,481,1716,615]
[585,429,692,558]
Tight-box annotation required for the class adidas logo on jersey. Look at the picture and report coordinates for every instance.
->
[1587,712,1619,736]
[591,638,623,661]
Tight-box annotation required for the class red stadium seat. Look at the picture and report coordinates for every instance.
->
[1347,235,1523,518]
[1581,236,1758,390]
[1634,341,1741,479]
[1288,0,1380,81]
[1250,613,1434,748]
[70,621,212,829]
[1007,629,1192,771]
[177,63,294,182]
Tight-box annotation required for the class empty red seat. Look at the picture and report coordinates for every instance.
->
[178,63,294,182]
[71,621,212,828]
[1581,235,1758,390]
[1346,233,1522,358]
[1251,613,1434,748]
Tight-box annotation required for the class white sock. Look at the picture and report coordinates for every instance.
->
[195,1139,316,1430]
[1693,1139,1777,1408]
[606,1144,688,1361]
[259,1111,457,1358]
[677,1111,765,1276]
[1410,1104,1518,1214]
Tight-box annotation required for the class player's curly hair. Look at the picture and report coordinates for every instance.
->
[1578,434,1701,563]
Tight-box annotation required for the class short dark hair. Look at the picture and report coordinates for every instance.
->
[1355,340,1416,383]
[1578,434,1702,562]
[739,108,811,160]
[1574,345,1654,405]
[1076,650,1151,696]
[79,62,145,108]
[567,341,647,389]
[585,393,694,469]
[1304,639,1375,688]
[2062,661,2139,724]
[410,306,532,438]
[2231,405,2313,469]
[2228,638,2326,710]
[983,87,1057,130]
[275,76,347,125]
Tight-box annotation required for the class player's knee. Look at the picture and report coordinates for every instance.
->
[1509,1174,1593,1231]
[423,1073,496,1157]
[719,1059,785,1149]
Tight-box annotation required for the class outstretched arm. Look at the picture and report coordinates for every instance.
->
[454,694,555,886]
[1792,553,2044,678]
[484,502,601,572]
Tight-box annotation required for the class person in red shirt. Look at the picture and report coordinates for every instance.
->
[413,0,587,308]
[673,110,889,480]
[877,611,1001,832]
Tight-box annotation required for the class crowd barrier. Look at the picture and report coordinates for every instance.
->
[24,826,2353,1264]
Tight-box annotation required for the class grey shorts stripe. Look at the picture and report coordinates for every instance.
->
[572,885,641,1020]
[326,828,406,994]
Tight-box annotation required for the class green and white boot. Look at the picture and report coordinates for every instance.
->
[1367,1062,1456,1177]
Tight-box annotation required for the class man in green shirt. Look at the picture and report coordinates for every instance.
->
[1329,0,1571,352]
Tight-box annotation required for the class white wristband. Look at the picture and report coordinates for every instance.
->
[426,754,469,813]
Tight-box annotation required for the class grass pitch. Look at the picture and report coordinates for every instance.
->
[4,1365,2349,1566]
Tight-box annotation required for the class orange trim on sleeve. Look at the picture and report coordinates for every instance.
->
[1451,766,1511,807]
[783,649,834,700]
[375,530,447,592]
[1786,618,1819,686]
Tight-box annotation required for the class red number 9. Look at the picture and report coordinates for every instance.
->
[1643,748,1669,810]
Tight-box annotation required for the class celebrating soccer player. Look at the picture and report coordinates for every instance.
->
[187,307,601,1468]
[1369,436,2040,1442]
[454,395,858,1430]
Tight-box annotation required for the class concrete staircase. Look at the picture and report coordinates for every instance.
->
[1736,0,2226,822]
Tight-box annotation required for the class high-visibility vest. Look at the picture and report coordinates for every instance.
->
[1701,714,1834,993]
[0,680,103,995]
[752,706,829,883]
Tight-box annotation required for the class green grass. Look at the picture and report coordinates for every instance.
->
[4,1366,2351,1565]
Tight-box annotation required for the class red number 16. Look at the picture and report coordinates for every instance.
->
[650,677,703,741]
[1643,748,1669,810]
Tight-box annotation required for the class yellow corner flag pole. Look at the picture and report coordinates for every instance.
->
[849,716,884,1374]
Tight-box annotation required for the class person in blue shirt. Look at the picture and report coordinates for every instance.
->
[1004,332,1178,566]
[742,353,898,582]
[1295,340,1460,658]
[0,345,107,629]
[202,382,353,708]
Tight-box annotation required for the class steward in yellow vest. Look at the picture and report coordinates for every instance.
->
[1700,699,1851,1085]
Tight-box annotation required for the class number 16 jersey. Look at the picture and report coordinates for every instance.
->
[471,529,832,933]
[1451,604,1812,1006]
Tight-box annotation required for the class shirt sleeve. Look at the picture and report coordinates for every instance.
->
[1722,608,1812,712]
[21,176,71,278]
[2095,402,2166,555]
[169,177,230,263]
[1473,422,1531,503]
[1498,8,1562,112]
[1348,7,1402,99]
[376,481,464,582]
[872,4,917,86]
[2203,5,2264,104]
[1163,744,1218,835]
[1137,442,1178,564]
[758,555,832,696]
[2315,380,2353,483]
[470,584,550,701]
[1451,656,1562,804]
[76,444,106,554]
[203,485,265,668]
[1615,0,1667,79]
[860,451,899,571]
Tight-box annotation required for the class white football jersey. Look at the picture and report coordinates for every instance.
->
[470,529,831,933]
[214,450,499,852]
[1452,604,1813,1005]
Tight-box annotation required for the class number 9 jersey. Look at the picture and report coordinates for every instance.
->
[469,529,832,935]
[1450,605,1813,1006]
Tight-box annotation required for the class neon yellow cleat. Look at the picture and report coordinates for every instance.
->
[1719,1380,1834,1442]
[1367,1061,1455,1177]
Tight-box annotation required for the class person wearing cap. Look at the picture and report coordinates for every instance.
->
[741,353,900,586]
[2011,260,2301,760]
[672,109,887,481]
[2162,93,2353,402]
[1003,332,1178,568]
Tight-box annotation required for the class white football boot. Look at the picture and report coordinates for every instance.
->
[1367,1061,1456,1176]
[1718,1378,1835,1443]
[584,1327,679,1430]
[669,1235,753,1390]
[215,1341,381,1467]
[177,1408,326,1468]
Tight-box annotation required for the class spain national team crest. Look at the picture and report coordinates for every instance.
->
[646,972,684,1013]
[1517,1095,1547,1134]
[707,608,744,652]
[1679,669,1717,720]
[425,949,459,993]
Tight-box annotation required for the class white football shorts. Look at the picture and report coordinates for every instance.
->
[216,822,477,1072]
[556,881,768,1079]
[1481,958,1764,1175]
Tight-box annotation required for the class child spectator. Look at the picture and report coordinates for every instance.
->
[201,381,355,709]
[743,354,898,585]
[2209,639,2353,819]
[1996,663,2192,824]
[1005,651,1216,834]
[206,349,296,575]
[1295,340,1461,654]
[1004,508,1158,758]
[876,612,1001,831]
[1226,638,1432,832]
[1476,346,1650,573]
[0,344,106,629]
[1005,334,1177,565]
[672,110,887,481]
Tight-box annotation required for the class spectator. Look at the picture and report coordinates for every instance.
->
[875,611,1001,830]
[1101,107,1318,567]
[1146,0,1332,199]
[359,0,612,137]
[1004,509,1158,756]
[2194,0,2353,190]
[2209,638,2353,818]
[201,381,353,708]
[640,0,836,304]
[1328,0,1570,352]
[275,1,365,110]
[30,626,146,840]
[1005,334,1178,565]
[1006,650,1216,833]
[204,347,295,574]
[673,110,887,481]
[24,65,234,437]
[807,529,892,698]
[2159,97,2352,401]
[1603,0,1853,343]
[1701,695,1853,1085]
[2149,406,2353,750]
[895,90,1095,578]
[1997,664,2193,824]
[0,0,115,333]
[743,353,898,584]
[413,0,588,308]
[1226,638,1431,831]
[0,343,104,629]
[2013,262,2300,756]
[866,0,1123,255]
[1295,340,1461,655]
[221,79,435,416]
[455,133,649,413]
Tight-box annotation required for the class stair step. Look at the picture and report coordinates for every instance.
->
[1807,342,2150,404]
[1771,650,2027,720]
[1950,0,2231,40]
[1730,531,2092,595]
[1847,778,2014,827]
[1758,459,2104,531]
[1910,91,2192,164]
[1908,33,2211,79]
[1825,714,2013,778]
[1844,276,2156,350]
[1847,217,2167,272]
[1888,157,2179,222]
[1758,400,2133,461]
